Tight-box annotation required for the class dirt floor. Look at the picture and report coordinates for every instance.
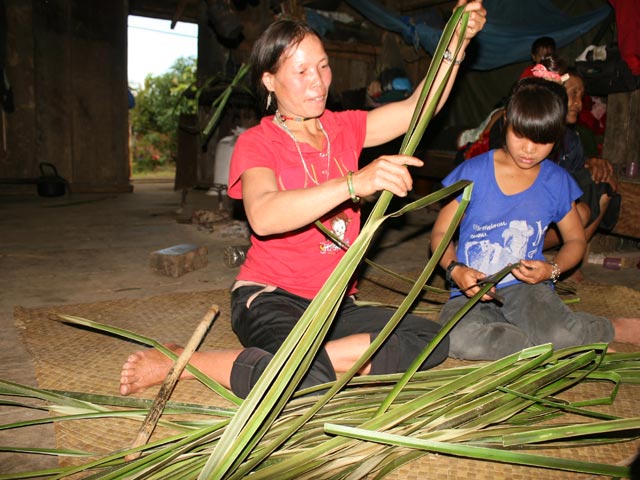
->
[1,181,639,475]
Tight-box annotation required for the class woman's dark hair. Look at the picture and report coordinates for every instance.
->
[502,77,568,146]
[249,19,320,115]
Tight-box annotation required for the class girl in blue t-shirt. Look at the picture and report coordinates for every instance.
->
[431,77,638,360]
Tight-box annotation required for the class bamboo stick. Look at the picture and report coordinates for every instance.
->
[125,304,218,461]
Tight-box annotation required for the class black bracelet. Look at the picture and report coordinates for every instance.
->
[445,260,466,284]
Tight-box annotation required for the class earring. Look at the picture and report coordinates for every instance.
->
[266,91,273,111]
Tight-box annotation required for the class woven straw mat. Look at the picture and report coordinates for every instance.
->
[14,278,640,478]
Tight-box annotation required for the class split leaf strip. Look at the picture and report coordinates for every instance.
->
[324,423,630,478]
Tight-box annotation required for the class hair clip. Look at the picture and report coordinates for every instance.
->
[531,64,563,83]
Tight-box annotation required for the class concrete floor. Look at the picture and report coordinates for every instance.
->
[1,181,638,475]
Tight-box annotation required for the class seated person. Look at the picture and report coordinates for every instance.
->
[431,77,638,361]
[459,57,620,266]
[119,5,488,399]
[366,67,413,108]
[576,94,607,157]
[519,36,556,79]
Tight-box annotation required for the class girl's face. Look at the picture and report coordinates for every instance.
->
[564,75,585,125]
[262,34,332,119]
[504,126,555,170]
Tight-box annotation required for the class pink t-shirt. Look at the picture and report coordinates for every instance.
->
[228,109,368,299]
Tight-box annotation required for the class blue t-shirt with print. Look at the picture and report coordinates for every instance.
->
[442,150,583,292]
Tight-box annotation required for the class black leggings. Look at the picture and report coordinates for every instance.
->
[229,285,448,398]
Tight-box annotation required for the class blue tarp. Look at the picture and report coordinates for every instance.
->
[344,0,612,71]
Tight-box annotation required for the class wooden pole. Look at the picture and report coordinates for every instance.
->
[125,304,219,461]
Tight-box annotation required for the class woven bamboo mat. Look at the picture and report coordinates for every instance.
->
[14,290,240,469]
[13,278,640,478]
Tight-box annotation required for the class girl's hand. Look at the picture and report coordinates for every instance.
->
[455,1,487,40]
[350,155,423,199]
[511,259,553,284]
[452,265,497,302]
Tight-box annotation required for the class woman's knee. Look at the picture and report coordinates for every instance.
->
[231,346,337,398]
[370,319,449,374]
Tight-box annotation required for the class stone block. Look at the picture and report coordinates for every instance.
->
[149,244,208,278]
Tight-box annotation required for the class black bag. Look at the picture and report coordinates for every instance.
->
[576,44,638,96]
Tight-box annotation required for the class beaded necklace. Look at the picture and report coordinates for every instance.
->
[275,110,331,186]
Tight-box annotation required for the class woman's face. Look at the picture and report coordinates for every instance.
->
[564,75,585,125]
[262,34,332,119]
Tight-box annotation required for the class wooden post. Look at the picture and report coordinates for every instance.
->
[603,89,640,169]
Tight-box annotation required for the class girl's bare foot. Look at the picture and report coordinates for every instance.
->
[119,343,184,396]
[611,318,640,346]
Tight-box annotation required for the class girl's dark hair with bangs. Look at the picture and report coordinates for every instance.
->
[249,19,320,116]
[502,77,568,146]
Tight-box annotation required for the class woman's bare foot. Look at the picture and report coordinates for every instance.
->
[119,343,184,396]
[611,318,640,346]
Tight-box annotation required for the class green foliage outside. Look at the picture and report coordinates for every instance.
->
[129,56,198,175]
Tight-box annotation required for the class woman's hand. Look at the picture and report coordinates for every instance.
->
[585,157,617,191]
[350,154,423,199]
[511,259,554,284]
[455,0,487,40]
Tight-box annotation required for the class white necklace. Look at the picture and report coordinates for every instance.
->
[275,110,331,186]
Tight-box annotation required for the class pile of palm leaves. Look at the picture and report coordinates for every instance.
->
[2,7,639,479]
[1,340,639,479]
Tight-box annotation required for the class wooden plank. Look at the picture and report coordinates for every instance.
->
[33,0,74,182]
[68,0,130,192]
[603,89,640,171]
[612,180,640,239]
[603,89,640,239]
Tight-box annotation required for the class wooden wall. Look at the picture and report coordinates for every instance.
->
[2,1,36,182]
[603,89,640,171]
[1,0,638,197]
[0,0,437,194]
[2,0,130,194]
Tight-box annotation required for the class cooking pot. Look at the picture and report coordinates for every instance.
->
[37,162,67,197]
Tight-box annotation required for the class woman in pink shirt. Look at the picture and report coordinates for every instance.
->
[119,3,486,399]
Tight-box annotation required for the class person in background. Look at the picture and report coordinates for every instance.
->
[119,2,487,399]
[431,77,638,361]
[519,36,556,79]
[366,67,414,108]
[578,94,607,156]
[544,65,619,257]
